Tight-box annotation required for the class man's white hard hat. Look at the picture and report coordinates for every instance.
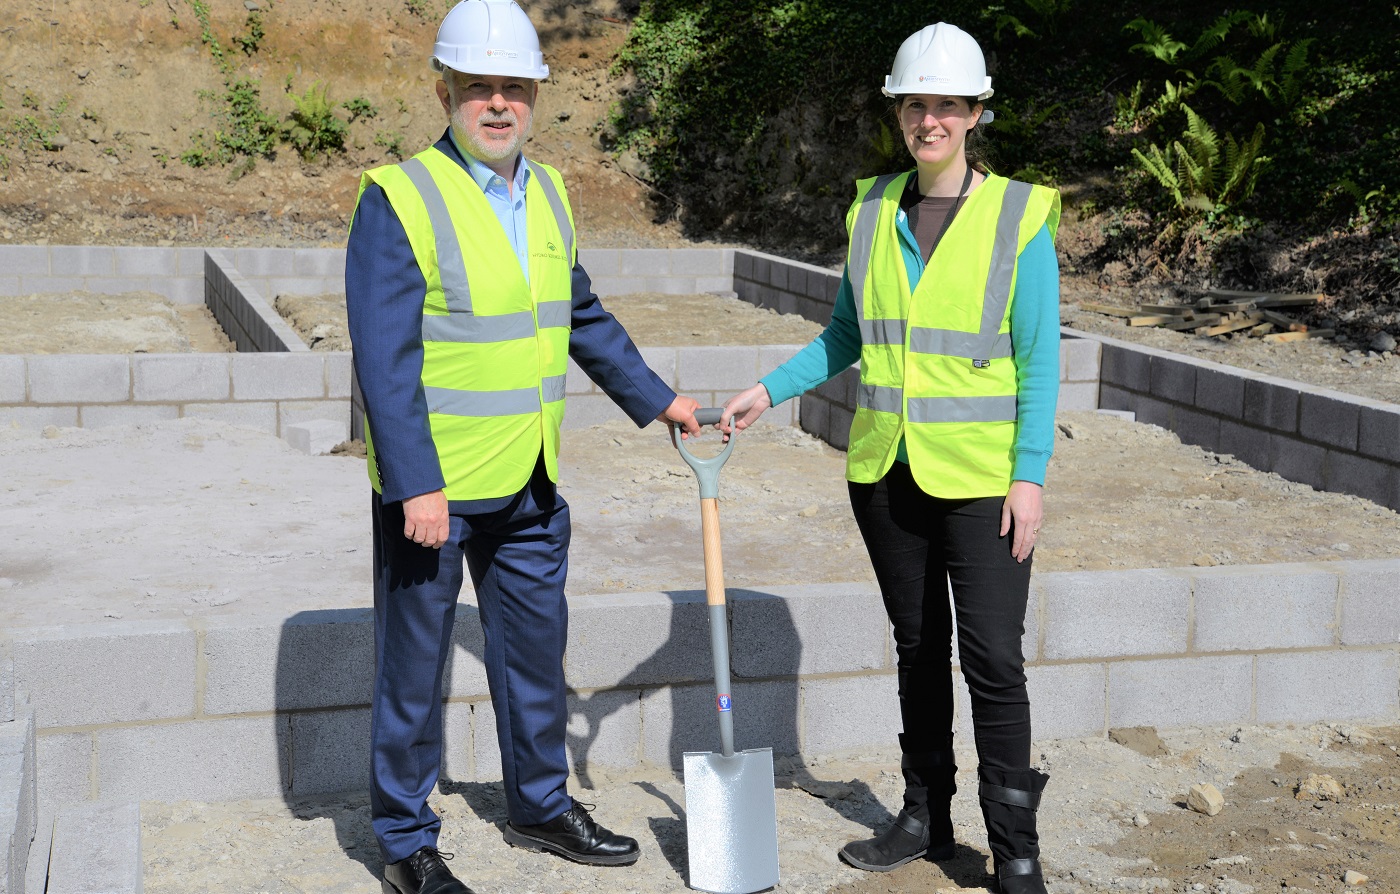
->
[883,22,994,115]
[430,0,549,81]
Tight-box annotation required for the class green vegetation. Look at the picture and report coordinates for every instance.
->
[608,0,1399,267]
[375,130,407,160]
[181,79,279,167]
[232,10,265,56]
[0,93,72,173]
[175,4,385,169]
[342,97,379,124]
[282,82,349,162]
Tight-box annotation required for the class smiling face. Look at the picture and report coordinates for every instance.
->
[898,93,982,170]
[436,70,537,178]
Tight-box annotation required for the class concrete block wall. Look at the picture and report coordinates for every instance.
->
[1,690,37,894]
[1077,328,1400,511]
[9,558,1400,809]
[206,250,307,353]
[3,244,1095,449]
[0,352,355,441]
[0,245,205,304]
[732,249,842,325]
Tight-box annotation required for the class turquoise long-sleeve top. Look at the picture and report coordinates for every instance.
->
[760,212,1060,486]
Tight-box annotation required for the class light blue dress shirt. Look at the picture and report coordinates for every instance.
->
[449,131,532,281]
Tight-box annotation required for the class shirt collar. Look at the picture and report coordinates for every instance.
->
[447,128,531,195]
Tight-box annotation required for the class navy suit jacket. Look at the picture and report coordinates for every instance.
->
[345,132,677,512]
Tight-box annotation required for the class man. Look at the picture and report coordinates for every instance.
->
[345,2,700,892]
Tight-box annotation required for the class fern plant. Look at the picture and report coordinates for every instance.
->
[1131,104,1269,214]
[282,82,348,162]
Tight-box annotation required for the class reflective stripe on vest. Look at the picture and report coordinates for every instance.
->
[848,177,1033,367]
[849,173,902,347]
[842,171,1060,497]
[425,373,567,417]
[400,157,473,315]
[401,157,576,343]
[355,147,578,501]
[907,395,1018,423]
[527,160,575,264]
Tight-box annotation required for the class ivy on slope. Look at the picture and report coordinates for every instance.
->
[610,0,1400,253]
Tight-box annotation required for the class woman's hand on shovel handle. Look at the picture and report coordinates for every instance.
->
[720,384,773,438]
[659,394,701,439]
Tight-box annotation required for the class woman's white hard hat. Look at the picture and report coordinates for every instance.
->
[883,22,994,107]
[430,0,549,81]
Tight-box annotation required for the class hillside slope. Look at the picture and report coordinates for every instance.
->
[0,0,686,247]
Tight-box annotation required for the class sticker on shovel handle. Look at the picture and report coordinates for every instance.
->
[717,693,732,712]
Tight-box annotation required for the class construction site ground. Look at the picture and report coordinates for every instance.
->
[6,314,1399,888]
[139,722,1399,894]
[4,0,1399,888]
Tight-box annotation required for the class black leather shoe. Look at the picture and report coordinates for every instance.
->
[382,847,475,894]
[838,809,956,872]
[503,800,640,866]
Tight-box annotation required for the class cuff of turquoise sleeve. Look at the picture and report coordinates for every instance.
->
[758,370,797,407]
[1011,451,1049,486]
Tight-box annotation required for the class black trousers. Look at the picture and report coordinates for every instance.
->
[848,462,1034,772]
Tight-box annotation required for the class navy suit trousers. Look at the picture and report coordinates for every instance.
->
[369,463,573,863]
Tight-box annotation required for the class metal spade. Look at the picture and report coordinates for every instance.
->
[673,408,780,894]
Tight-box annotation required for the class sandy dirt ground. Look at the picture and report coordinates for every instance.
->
[271,289,828,352]
[3,409,1398,630]
[0,290,232,354]
[140,722,1400,894]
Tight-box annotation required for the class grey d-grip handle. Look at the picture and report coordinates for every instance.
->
[675,407,735,499]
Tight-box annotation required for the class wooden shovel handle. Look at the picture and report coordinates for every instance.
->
[700,497,725,607]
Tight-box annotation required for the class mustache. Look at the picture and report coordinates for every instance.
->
[479,111,518,125]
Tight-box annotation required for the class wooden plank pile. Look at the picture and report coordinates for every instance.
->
[1081,289,1328,344]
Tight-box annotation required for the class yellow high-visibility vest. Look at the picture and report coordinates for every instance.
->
[353,146,577,501]
[844,171,1059,498]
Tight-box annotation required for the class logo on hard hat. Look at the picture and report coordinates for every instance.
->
[485,48,519,59]
[919,74,951,83]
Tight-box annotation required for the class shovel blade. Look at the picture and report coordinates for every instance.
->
[683,748,780,894]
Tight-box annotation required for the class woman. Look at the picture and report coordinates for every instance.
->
[720,22,1060,894]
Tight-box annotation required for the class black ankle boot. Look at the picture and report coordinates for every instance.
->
[839,736,957,872]
[978,767,1050,894]
[839,809,952,871]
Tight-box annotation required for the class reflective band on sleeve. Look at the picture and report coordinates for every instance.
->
[535,299,571,329]
[421,310,537,343]
[860,317,907,346]
[909,328,1013,359]
[425,385,542,417]
[907,394,1018,423]
[541,374,566,403]
[526,161,575,263]
[857,382,904,414]
[400,157,472,315]
[848,174,901,326]
[981,181,1033,347]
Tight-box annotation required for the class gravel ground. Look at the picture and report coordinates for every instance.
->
[141,722,1400,894]
[0,290,233,354]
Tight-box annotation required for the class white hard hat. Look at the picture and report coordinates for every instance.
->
[430,0,549,81]
[882,22,993,102]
